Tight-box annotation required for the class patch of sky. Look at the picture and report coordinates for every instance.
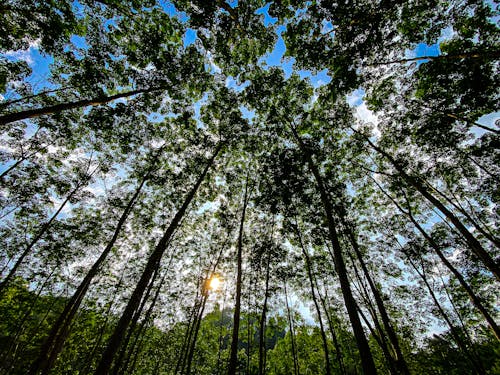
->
[240,105,255,123]
[70,34,89,50]
[225,76,250,92]
[192,93,209,128]
[298,68,331,88]
[1,41,55,95]
[159,0,189,22]
[147,112,166,123]
[409,43,441,66]
[227,0,238,9]
[258,26,297,78]
[321,20,333,34]
[255,3,278,26]
[196,200,220,214]
[183,28,197,47]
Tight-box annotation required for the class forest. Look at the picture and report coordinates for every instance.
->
[0,0,499,374]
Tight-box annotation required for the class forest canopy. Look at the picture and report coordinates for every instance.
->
[0,1,499,374]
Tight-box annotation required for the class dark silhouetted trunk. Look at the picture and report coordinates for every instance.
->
[30,171,149,375]
[228,173,250,375]
[290,125,377,375]
[374,178,500,340]
[293,219,332,375]
[258,251,271,375]
[0,87,164,125]
[315,280,346,375]
[339,212,409,375]
[284,281,300,375]
[95,143,221,375]
[362,134,500,281]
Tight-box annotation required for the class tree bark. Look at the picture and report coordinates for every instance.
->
[339,212,410,374]
[290,125,378,374]
[94,143,221,375]
[0,87,163,125]
[258,251,271,375]
[315,281,347,375]
[293,219,332,375]
[361,134,500,281]
[228,173,250,375]
[284,281,300,375]
[373,177,500,340]
[30,171,149,375]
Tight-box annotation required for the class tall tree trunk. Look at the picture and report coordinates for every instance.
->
[95,143,221,375]
[293,219,332,375]
[228,173,250,375]
[185,291,209,375]
[258,251,271,375]
[315,280,346,375]
[350,260,398,375]
[373,177,500,340]
[111,265,161,375]
[361,133,500,280]
[176,289,202,375]
[81,270,128,375]
[0,87,164,125]
[183,241,227,375]
[339,212,409,374]
[30,172,149,375]
[123,272,169,374]
[0,86,75,109]
[290,125,377,375]
[284,281,300,375]
[370,50,500,66]
[0,166,95,294]
[406,254,484,374]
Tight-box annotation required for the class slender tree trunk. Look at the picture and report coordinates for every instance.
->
[284,281,300,375]
[349,260,398,375]
[374,177,500,340]
[0,175,90,294]
[81,271,128,374]
[406,255,484,374]
[293,220,332,375]
[0,86,75,109]
[123,272,168,374]
[185,291,209,375]
[361,134,500,280]
[339,213,409,374]
[228,173,250,375]
[111,266,160,375]
[315,280,346,375]
[258,251,271,375]
[0,87,164,125]
[176,291,202,375]
[29,172,149,375]
[290,125,377,375]
[428,183,500,248]
[370,50,500,66]
[95,143,221,375]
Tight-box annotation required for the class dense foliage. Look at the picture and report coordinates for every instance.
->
[0,1,498,374]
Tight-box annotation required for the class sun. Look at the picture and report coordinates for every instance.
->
[208,276,221,291]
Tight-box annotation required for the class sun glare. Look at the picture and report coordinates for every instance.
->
[209,276,221,291]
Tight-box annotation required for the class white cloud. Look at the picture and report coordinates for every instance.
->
[355,102,379,127]
[3,39,41,66]
[347,88,364,106]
